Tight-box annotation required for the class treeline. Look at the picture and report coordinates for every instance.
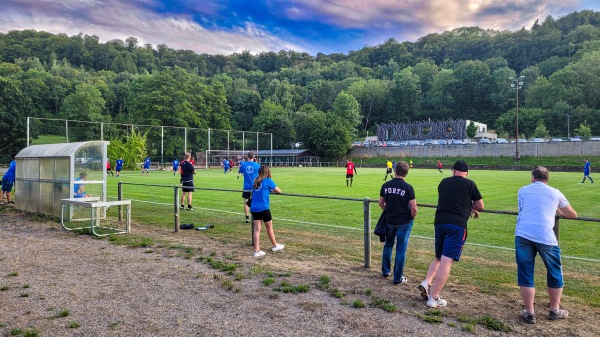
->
[2,10,600,157]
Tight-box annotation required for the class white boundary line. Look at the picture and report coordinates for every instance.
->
[112,197,600,263]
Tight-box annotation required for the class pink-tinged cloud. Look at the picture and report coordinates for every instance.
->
[272,0,582,39]
[0,0,304,55]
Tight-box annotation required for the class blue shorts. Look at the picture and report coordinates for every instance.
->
[434,224,467,261]
[515,236,564,288]
[1,178,14,192]
[74,193,85,198]
[116,167,122,172]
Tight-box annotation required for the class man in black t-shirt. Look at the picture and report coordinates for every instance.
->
[379,161,418,285]
[179,152,196,210]
[418,160,484,308]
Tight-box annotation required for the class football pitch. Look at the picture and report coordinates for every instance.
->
[96,166,600,306]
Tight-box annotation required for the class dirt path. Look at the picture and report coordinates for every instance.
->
[1,208,597,336]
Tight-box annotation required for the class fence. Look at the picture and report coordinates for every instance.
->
[26,117,273,169]
[116,182,600,268]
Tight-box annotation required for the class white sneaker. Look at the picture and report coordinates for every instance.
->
[427,296,447,308]
[253,250,266,257]
[418,280,430,300]
[271,243,285,252]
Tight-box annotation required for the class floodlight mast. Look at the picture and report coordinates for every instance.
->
[510,75,525,160]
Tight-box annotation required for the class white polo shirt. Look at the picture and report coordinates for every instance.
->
[515,181,570,246]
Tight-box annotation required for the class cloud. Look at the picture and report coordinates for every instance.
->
[271,0,582,41]
[0,0,304,55]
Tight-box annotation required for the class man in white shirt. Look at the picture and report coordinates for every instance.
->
[515,166,577,324]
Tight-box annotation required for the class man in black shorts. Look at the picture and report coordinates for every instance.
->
[179,152,196,210]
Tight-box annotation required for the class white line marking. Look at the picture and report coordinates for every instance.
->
[110,197,600,263]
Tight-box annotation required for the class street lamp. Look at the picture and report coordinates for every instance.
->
[567,114,571,139]
[510,75,525,160]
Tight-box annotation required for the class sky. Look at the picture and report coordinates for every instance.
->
[1,0,600,56]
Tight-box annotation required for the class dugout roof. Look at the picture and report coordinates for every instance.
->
[14,141,109,216]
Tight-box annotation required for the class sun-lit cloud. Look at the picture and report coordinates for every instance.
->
[270,0,582,41]
[0,0,304,54]
[0,0,598,55]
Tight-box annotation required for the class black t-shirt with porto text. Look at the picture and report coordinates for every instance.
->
[379,178,415,225]
[434,176,482,229]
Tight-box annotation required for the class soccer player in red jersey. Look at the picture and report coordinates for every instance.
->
[345,159,357,187]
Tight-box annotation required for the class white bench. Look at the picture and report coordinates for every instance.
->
[60,198,131,237]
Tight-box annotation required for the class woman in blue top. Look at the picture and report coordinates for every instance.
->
[250,165,284,257]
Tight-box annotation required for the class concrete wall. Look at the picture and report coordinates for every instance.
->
[351,141,600,158]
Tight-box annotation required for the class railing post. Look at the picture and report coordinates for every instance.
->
[363,197,371,268]
[118,181,123,222]
[174,186,180,233]
[554,216,560,242]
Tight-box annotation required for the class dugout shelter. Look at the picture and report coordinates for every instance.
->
[14,141,109,216]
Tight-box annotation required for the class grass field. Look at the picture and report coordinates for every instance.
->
[89,166,600,307]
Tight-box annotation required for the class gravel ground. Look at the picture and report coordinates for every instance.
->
[1,207,598,336]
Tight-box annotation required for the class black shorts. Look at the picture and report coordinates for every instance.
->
[251,209,272,222]
[386,168,392,174]
[346,174,354,179]
[181,180,194,193]
[242,191,251,199]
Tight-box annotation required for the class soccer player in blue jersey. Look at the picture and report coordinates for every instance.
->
[238,151,260,223]
[142,156,151,175]
[582,159,594,183]
[172,158,179,175]
[115,158,124,178]
[223,158,231,174]
[1,154,16,204]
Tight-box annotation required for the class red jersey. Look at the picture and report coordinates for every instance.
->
[437,161,442,169]
[106,160,111,169]
[345,161,356,174]
[190,159,195,167]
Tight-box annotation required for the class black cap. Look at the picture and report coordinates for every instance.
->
[452,160,469,172]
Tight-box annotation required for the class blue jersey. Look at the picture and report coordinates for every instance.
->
[2,160,16,182]
[250,178,277,212]
[115,159,124,170]
[73,177,85,197]
[143,157,151,169]
[172,159,179,170]
[238,161,260,191]
[223,160,230,169]
[584,161,591,174]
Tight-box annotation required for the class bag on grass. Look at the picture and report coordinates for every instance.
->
[180,223,194,230]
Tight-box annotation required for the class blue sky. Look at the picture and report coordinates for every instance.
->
[1,0,600,55]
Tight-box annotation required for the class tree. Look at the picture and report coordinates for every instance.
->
[533,121,550,138]
[332,91,361,129]
[575,122,592,139]
[252,100,295,149]
[107,128,147,170]
[466,121,477,139]
[60,83,106,141]
[386,68,420,123]
[0,76,29,153]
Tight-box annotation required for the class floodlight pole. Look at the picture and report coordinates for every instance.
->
[26,117,30,147]
[510,76,525,161]
[567,114,571,138]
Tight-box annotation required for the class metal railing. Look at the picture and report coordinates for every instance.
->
[117,182,600,268]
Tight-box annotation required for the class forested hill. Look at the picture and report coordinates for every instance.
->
[1,10,600,158]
